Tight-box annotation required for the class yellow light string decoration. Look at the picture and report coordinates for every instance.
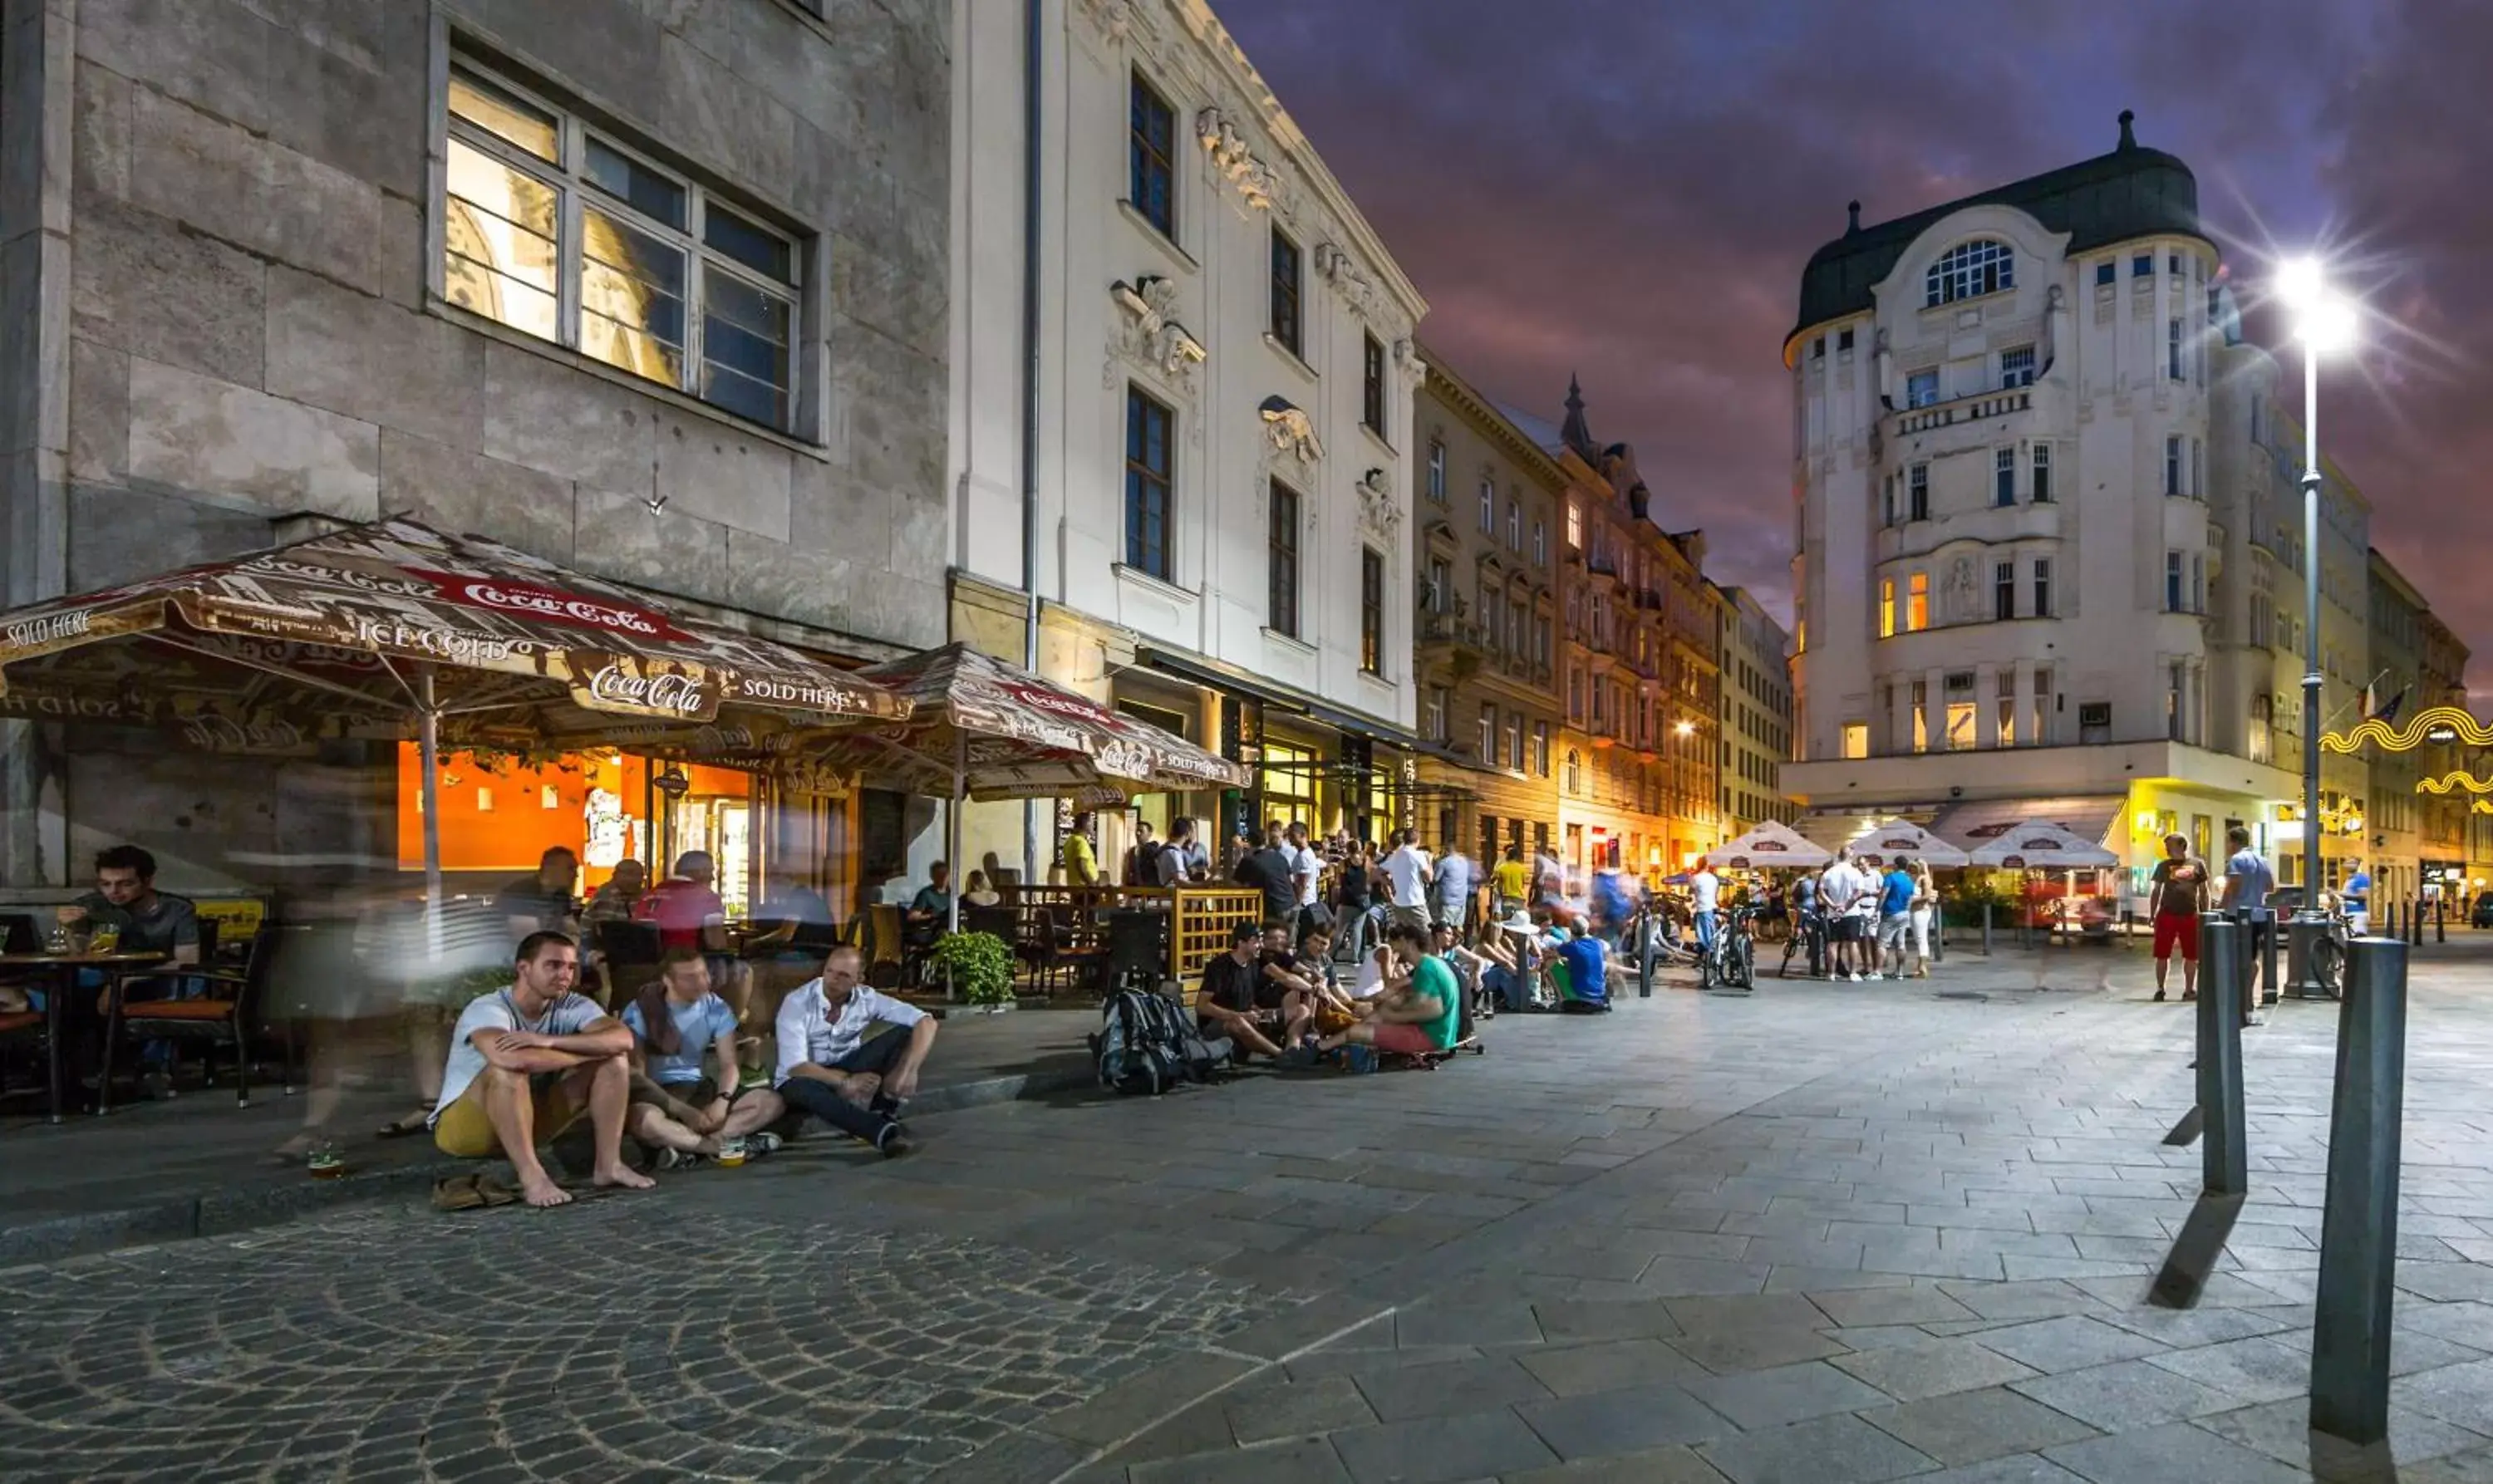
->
[2417,771,2493,795]
[2322,705,2493,754]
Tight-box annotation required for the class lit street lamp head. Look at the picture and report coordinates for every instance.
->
[2278,255,2359,355]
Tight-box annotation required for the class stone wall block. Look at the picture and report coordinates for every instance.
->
[725,526,845,631]
[71,197,266,383]
[440,0,665,120]
[72,59,132,204]
[258,18,425,198]
[888,491,945,586]
[264,264,484,447]
[674,0,858,145]
[127,88,385,295]
[651,408,794,541]
[789,452,890,562]
[75,0,273,135]
[377,428,576,564]
[66,337,128,484]
[573,481,730,607]
[66,479,270,589]
[478,337,659,492]
[126,356,380,518]
[652,34,797,202]
[829,224,945,361]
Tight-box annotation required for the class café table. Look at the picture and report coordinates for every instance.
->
[0,948,172,1123]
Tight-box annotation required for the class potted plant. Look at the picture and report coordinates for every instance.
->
[927,931,1017,1010]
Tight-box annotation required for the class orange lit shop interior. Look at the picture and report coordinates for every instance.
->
[395,747,764,915]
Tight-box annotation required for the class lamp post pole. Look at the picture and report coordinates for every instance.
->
[2296,340,2327,989]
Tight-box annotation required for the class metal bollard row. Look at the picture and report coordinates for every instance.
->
[2310,936,2409,1447]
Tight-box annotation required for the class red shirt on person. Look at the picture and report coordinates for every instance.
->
[633,877,725,953]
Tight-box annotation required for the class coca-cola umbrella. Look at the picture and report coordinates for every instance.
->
[1841,818,1969,870]
[0,516,911,941]
[1706,819,1832,872]
[767,643,1252,932]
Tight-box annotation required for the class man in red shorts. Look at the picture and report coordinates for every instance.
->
[1316,918,1458,1060]
[2146,832,2210,1002]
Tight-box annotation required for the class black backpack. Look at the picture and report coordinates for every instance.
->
[1091,977,1227,1095]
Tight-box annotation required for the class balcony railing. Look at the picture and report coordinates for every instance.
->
[1417,612,1484,651]
[1896,386,2031,435]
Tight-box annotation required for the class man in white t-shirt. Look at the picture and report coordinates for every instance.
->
[1689,861,1722,957]
[429,931,655,1206]
[1817,850,1872,982]
[774,945,940,1157]
[1283,820,1328,937]
[1379,828,1435,931]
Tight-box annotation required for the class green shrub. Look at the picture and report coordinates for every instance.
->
[928,931,1016,1006]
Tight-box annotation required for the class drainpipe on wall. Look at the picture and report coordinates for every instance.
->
[1018,0,1045,885]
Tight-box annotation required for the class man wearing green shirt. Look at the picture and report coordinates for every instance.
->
[1316,918,1458,1057]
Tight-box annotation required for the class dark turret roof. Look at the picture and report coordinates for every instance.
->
[1789,111,2207,343]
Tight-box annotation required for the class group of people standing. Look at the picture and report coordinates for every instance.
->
[1779,849,1938,981]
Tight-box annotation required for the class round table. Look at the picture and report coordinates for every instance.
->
[0,950,174,1123]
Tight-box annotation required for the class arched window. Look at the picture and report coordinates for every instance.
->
[1563,749,1581,795]
[1925,239,2015,307]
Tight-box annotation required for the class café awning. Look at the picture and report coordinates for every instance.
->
[0,516,909,748]
[1706,819,1833,871]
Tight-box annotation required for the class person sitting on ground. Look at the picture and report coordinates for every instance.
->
[1261,919,1355,1041]
[635,850,750,1022]
[430,931,655,1206]
[1547,918,1613,1012]
[774,945,937,1157]
[1876,853,1919,979]
[1317,918,1461,1060]
[961,870,1002,909]
[621,950,788,1169]
[1469,911,1536,1011]
[1195,920,1291,1060]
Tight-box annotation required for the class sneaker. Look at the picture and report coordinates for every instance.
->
[654,1147,706,1172]
[1849,972,1863,983]
[876,1124,915,1159]
[744,1132,784,1158]
[140,1070,175,1102]
[2182,989,2198,1001]
[1825,972,1837,981]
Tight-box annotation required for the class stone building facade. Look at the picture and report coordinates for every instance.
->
[1717,583,1793,836]
[946,0,1427,870]
[1409,352,1561,867]
[0,0,951,890]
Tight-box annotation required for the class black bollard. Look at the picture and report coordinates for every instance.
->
[1982,902,1993,957]
[2261,908,2280,1001]
[2412,898,2425,946]
[2437,897,2446,945]
[1637,910,1655,999]
[2309,936,2409,1447]
[2196,913,2249,1197]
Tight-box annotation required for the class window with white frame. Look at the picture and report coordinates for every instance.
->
[2166,435,2183,496]
[1532,518,1545,566]
[2031,442,2052,503]
[2000,345,2037,388]
[1925,238,2014,306]
[1909,463,1929,521]
[440,61,800,431]
[1905,369,1940,409]
[2166,551,2185,612]
[1478,476,1494,533]
[1994,447,2016,507]
[1426,440,1446,503]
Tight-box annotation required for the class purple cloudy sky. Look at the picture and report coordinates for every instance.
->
[1222,0,2488,690]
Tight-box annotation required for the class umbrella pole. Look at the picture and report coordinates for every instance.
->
[947,730,966,1004]
[417,668,444,962]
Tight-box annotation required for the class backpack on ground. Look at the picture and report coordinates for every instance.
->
[1090,975,1227,1095]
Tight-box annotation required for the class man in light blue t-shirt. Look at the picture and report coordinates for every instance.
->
[621,951,786,1167]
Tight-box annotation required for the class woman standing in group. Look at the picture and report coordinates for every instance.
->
[1333,839,1376,962]
[1908,857,1937,977]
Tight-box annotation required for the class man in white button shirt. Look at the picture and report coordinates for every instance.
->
[774,945,941,1157]
[1379,828,1435,932]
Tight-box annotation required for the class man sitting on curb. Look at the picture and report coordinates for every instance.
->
[1316,919,1460,1062]
[430,931,656,1207]
[622,949,787,1168]
[1263,919,1357,1040]
[1197,919,1291,1060]
[773,945,937,1158]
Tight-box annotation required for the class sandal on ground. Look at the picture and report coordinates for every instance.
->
[376,1105,435,1139]
[431,1174,487,1212]
[472,1175,519,1207]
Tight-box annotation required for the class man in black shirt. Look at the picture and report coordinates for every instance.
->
[1232,821,1297,924]
[496,847,582,942]
[1197,919,1286,1059]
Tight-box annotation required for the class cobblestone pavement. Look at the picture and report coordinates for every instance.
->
[7,940,2493,1482]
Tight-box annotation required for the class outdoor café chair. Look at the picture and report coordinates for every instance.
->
[97,921,298,1112]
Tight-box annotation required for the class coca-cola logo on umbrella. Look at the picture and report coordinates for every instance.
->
[2001,855,2028,870]
[1005,683,1114,725]
[2019,837,2063,851]
[413,569,689,641]
[580,663,711,718]
[1750,839,1789,852]
[1880,837,1917,850]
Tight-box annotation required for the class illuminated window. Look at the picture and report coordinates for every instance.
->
[1565,501,1582,551]
[1995,670,2016,745]
[1360,548,1384,673]
[1879,578,1896,638]
[1910,681,1929,753]
[1907,572,1929,631]
[443,64,799,430]
[1841,723,1867,759]
[2033,666,2053,744]
[1946,702,1977,751]
[1925,238,2014,307]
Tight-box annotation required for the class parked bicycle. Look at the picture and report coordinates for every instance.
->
[1779,907,1825,979]
[1700,904,1758,992]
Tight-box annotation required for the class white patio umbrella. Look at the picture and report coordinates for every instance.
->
[1965,821,2120,870]
[1844,818,1969,869]
[1708,819,1832,872]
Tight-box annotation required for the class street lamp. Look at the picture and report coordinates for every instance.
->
[2279,257,2359,991]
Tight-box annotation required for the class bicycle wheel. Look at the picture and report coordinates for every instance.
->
[2313,936,2343,997]
[1730,938,1754,989]
[1698,943,1714,990]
